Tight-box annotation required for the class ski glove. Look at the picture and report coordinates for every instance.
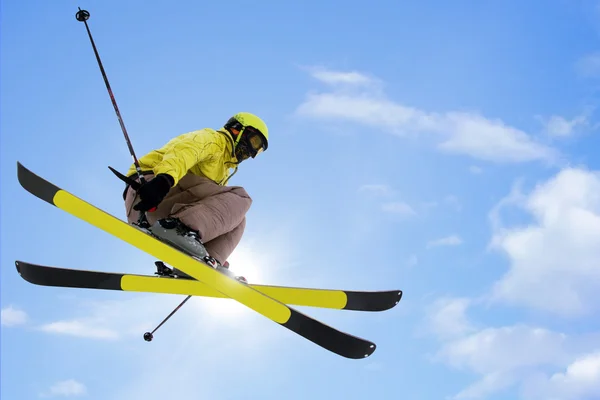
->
[133,173,174,212]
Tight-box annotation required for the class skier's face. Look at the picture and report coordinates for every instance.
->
[234,127,267,163]
[235,139,252,162]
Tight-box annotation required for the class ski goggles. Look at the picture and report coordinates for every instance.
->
[243,127,268,157]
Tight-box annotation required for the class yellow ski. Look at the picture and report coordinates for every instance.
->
[15,261,402,311]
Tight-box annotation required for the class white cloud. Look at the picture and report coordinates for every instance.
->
[296,67,559,164]
[436,112,556,163]
[489,167,600,316]
[453,372,515,400]
[296,92,429,134]
[421,168,600,400]
[522,351,600,400]
[426,297,474,338]
[1,305,28,326]
[36,296,184,341]
[427,234,463,248]
[426,291,600,400]
[39,320,119,340]
[358,184,392,196]
[381,201,416,216]
[307,67,377,87]
[539,114,588,137]
[488,178,527,234]
[437,325,573,399]
[545,351,600,397]
[439,326,570,374]
[41,379,87,397]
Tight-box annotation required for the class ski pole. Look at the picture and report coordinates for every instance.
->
[143,295,192,342]
[75,8,151,226]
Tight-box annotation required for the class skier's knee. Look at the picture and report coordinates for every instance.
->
[231,186,252,204]
[232,186,249,197]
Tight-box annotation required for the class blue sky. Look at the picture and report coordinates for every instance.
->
[2,0,600,399]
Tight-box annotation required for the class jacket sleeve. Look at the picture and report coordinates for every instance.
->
[152,130,221,186]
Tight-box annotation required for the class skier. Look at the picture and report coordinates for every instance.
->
[122,112,269,275]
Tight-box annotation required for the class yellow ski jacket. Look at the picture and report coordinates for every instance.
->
[127,128,239,186]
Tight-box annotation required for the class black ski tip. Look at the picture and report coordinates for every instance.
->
[14,260,123,290]
[15,260,36,284]
[15,261,23,274]
[17,162,61,205]
[344,290,403,312]
[15,260,40,284]
[283,309,376,359]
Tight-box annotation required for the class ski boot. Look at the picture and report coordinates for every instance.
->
[148,218,248,283]
[148,217,209,260]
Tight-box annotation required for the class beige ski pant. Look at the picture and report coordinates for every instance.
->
[124,172,252,264]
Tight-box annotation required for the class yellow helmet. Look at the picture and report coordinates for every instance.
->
[224,112,269,159]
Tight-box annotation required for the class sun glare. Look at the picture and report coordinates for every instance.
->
[225,243,272,285]
[189,244,276,320]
